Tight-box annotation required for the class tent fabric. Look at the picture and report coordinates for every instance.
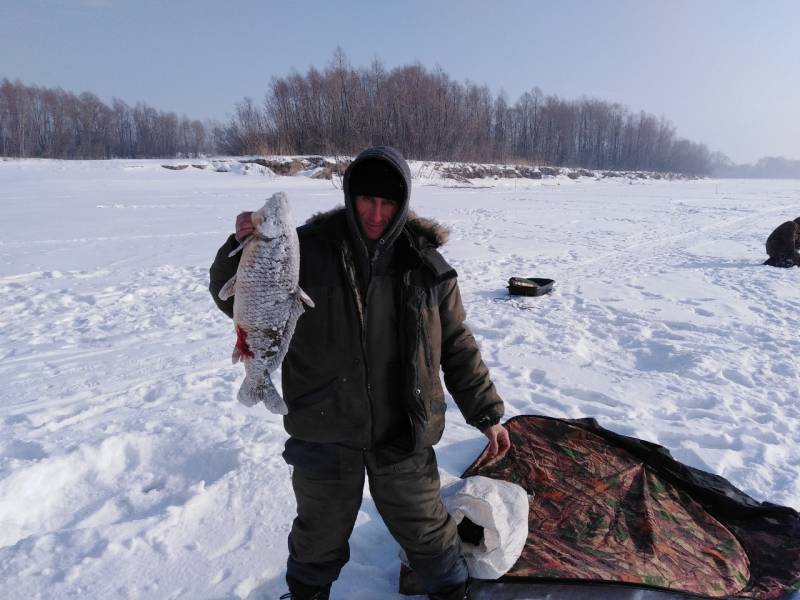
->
[463,416,800,599]
[399,415,800,599]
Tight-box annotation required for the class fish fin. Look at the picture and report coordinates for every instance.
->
[227,241,245,257]
[218,274,237,300]
[298,287,315,308]
[231,347,242,364]
[237,373,288,414]
[227,234,255,257]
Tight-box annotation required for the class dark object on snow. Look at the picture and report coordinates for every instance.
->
[457,516,485,546]
[764,220,800,267]
[507,277,555,297]
[401,415,800,599]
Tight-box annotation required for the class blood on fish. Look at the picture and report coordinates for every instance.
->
[235,325,255,359]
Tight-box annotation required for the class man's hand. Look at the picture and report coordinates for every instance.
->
[482,424,511,459]
[235,211,255,242]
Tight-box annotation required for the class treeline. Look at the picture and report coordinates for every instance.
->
[0,78,211,159]
[711,154,800,179]
[217,51,712,175]
[2,52,713,175]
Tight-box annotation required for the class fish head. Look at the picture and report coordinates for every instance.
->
[251,192,291,238]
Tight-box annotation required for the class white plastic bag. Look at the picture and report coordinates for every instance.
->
[441,475,530,580]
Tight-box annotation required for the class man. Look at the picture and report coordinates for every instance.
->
[209,146,510,600]
[764,217,800,267]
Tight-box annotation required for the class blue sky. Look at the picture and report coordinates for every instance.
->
[1,0,798,163]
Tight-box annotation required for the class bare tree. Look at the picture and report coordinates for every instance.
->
[0,79,210,159]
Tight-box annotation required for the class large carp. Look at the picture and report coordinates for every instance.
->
[218,192,313,413]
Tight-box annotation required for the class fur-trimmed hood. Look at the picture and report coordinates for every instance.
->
[306,207,450,248]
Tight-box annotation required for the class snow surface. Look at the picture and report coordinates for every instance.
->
[1,158,799,599]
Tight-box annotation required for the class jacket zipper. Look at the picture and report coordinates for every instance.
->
[341,243,374,448]
[398,272,417,451]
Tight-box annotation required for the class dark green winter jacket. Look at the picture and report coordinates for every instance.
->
[210,210,503,451]
[209,148,503,453]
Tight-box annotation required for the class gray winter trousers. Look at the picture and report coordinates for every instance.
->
[283,440,468,594]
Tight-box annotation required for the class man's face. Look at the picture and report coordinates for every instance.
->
[355,195,399,241]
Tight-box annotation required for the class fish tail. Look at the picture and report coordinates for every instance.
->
[237,372,288,415]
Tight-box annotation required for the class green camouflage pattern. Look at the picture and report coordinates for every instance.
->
[458,416,800,599]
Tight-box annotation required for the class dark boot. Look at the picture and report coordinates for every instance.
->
[428,578,470,600]
[279,576,332,600]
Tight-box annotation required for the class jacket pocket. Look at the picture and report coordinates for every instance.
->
[287,378,339,412]
[416,289,432,368]
[284,378,362,443]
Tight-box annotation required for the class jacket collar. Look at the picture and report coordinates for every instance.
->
[305,207,448,249]
[305,207,455,283]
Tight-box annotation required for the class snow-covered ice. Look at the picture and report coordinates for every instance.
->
[0,159,798,599]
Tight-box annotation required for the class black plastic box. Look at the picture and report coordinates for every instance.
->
[507,277,555,297]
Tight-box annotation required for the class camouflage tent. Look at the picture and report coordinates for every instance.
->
[401,416,800,599]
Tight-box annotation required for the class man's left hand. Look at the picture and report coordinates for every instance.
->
[482,424,511,459]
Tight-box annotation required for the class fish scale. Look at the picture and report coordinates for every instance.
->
[218,192,314,413]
